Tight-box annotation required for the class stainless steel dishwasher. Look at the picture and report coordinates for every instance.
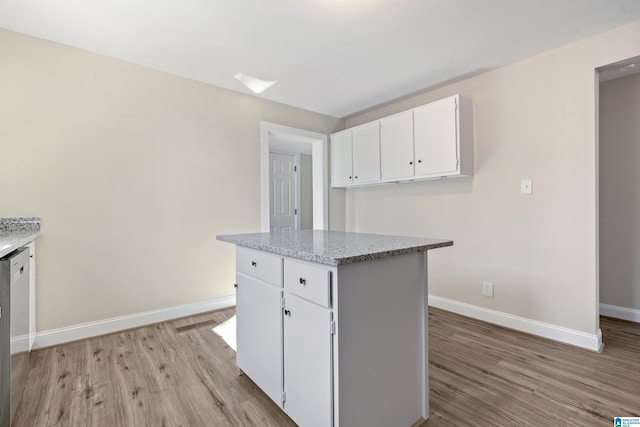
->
[0,247,30,427]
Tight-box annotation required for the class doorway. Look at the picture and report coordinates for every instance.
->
[269,152,305,231]
[597,55,640,326]
[260,122,329,232]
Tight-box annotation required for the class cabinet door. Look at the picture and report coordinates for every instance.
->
[414,96,459,177]
[380,110,414,180]
[236,273,283,407]
[352,121,380,184]
[330,130,353,187]
[284,294,333,427]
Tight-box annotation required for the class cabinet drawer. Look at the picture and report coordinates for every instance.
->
[237,247,283,286]
[284,258,331,307]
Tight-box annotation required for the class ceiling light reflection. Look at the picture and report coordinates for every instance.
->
[234,73,278,94]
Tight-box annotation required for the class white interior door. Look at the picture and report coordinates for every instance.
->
[270,152,298,232]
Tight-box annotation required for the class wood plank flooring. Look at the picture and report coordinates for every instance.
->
[13,307,640,426]
[428,310,640,426]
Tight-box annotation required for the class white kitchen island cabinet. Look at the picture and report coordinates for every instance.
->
[235,269,283,406]
[217,230,452,427]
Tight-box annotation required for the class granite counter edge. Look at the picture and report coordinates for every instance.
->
[0,230,41,259]
[217,236,453,266]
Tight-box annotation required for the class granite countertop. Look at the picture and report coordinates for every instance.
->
[0,217,41,258]
[217,230,453,266]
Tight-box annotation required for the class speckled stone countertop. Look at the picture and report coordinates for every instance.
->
[217,230,453,266]
[0,217,41,258]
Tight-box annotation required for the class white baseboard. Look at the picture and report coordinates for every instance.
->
[429,295,602,352]
[34,295,236,349]
[600,303,640,323]
[11,335,29,354]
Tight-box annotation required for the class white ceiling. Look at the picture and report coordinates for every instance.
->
[2,0,640,118]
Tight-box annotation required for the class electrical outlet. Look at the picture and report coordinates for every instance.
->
[520,179,533,195]
[482,282,494,298]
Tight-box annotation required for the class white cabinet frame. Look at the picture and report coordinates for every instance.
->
[331,94,473,188]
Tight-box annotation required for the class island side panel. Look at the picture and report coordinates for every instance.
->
[420,251,428,419]
[335,251,427,427]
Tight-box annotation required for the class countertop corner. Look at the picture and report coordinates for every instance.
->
[0,217,42,258]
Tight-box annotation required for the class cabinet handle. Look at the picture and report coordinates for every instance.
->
[418,159,422,163]
[234,283,238,289]
[349,176,352,179]
[284,309,291,316]
[251,261,257,267]
[354,176,358,179]
[299,277,306,285]
[409,161,413,165]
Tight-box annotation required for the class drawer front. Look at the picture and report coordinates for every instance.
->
[237,247,283,287]
[284,258,331,307]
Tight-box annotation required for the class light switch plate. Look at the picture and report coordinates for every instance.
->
[520,179,533,195]
[482,282,494,298]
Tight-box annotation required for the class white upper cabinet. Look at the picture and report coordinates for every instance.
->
[331,94,473,188]
[330,129,353,187]
[380,110,414,180]
[330,123,381,188]
[351,121,381,185]
[414,96,459,177]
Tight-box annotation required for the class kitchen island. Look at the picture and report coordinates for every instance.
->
[217,230,452,427]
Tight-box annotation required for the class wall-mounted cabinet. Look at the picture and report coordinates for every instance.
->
[330,122,381,187]
[331,94,473,188]
[330,130,353,187]
[380,110,414,180]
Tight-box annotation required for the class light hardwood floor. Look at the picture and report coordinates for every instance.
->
[14,307,640,426]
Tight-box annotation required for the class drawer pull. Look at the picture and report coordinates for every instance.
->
[284,309,291,316]
[251,261,257,267]
[299,277,306,285]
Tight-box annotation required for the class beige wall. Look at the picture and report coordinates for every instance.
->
[599,72,640,310]
[343,20,640,334]
[0,29,343,332]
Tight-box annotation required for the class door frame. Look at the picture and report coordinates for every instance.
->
[260,122,329,231]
